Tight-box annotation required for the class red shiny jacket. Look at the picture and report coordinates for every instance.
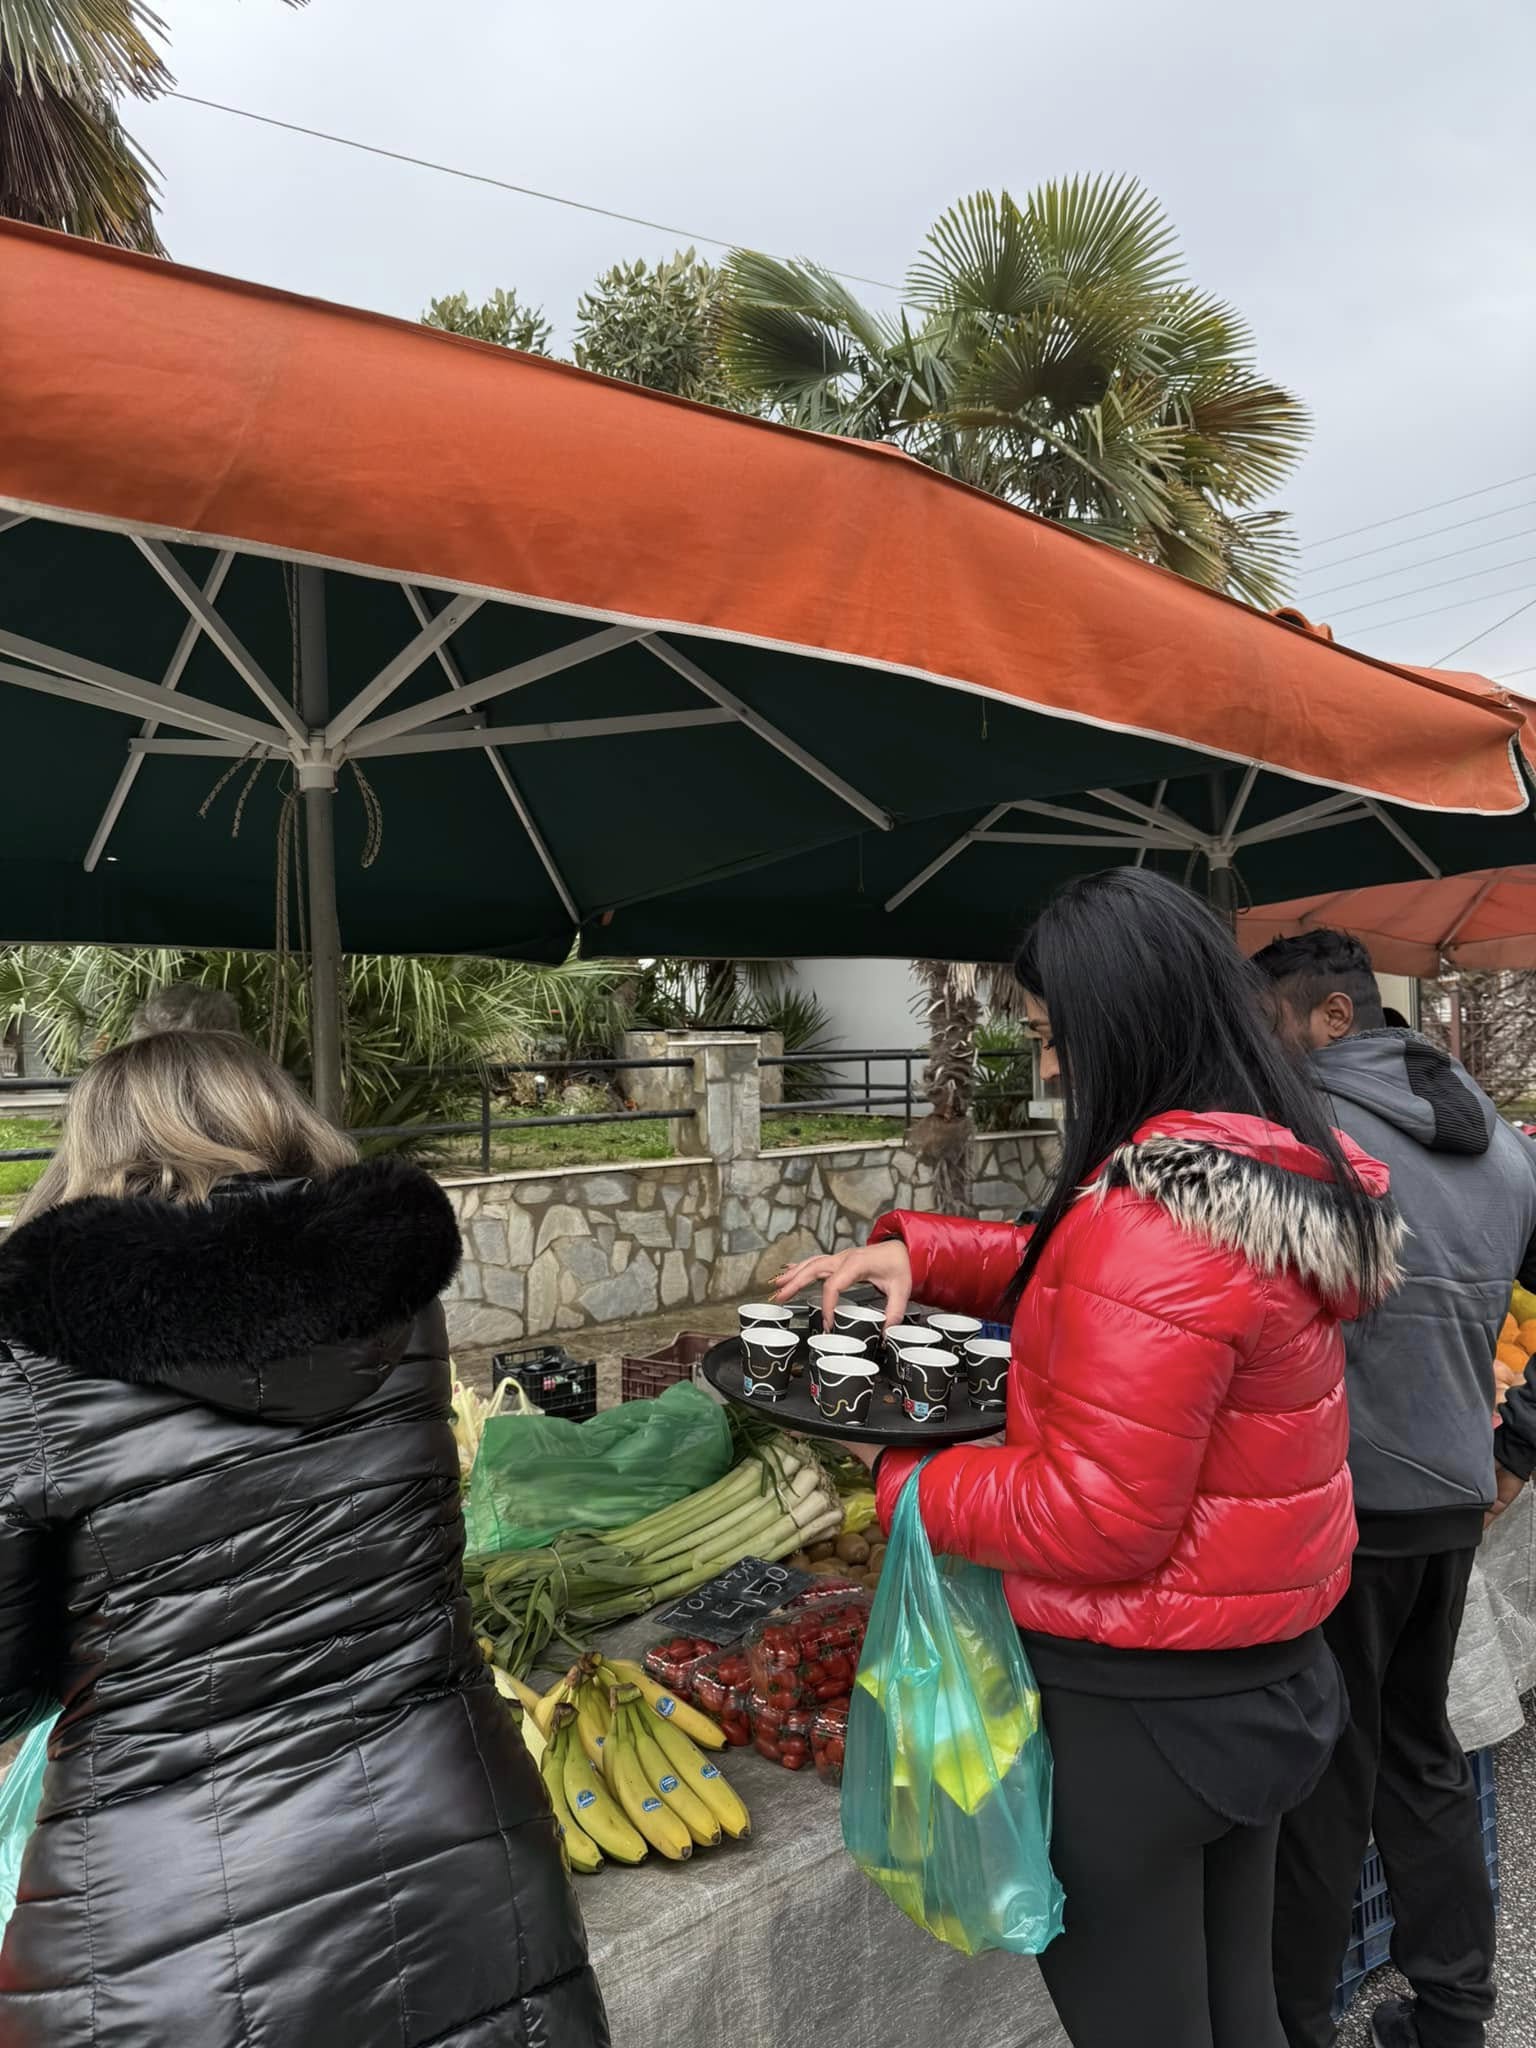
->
[873,1112,1399,1654]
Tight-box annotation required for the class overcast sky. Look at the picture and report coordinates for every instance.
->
[137,0,1536,680]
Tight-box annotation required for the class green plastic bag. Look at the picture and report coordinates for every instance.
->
[0,1714,56,1937]
[842,1464,1064,1957]
[462,1380,733,1557]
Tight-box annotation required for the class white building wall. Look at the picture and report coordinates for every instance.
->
[791,960,1422,1066]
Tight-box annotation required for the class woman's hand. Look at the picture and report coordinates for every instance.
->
[773,1240,913,1332]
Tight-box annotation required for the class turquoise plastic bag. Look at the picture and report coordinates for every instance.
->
[0,1714,56,1937]
[842,1466,1064,1957]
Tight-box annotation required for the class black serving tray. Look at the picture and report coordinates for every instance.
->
[701,1336,1004,1446]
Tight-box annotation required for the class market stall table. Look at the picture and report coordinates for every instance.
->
[579,1495,1536,2048]
[580,1626,1067,2048]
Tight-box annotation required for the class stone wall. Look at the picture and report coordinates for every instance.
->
[444,1033,1059,1353]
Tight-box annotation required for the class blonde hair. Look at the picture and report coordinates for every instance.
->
[19,1031,356,1222]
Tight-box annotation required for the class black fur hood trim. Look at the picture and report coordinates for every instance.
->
[0,1159,462,1381]
[1090,1134,1404,1310]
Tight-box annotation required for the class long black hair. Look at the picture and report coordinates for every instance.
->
[1004,868,1385,1310]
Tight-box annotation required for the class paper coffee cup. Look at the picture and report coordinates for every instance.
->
[741,1326,798,1401]
[927,1314,984,1354]
[900,1345,957,1422]
[884,1326,932,1387]
[810,1354,879,1425]
[740,1302,795,1332]
[961,1336,1011,1411]
[831,1300,885,1353]
[808,1333,868,1365]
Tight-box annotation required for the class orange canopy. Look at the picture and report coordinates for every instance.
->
[0,219,1526,820]
[1238,679,1536,972]
[1240,871,1536,976]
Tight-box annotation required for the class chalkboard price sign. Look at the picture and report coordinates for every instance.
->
[649,1556,818,1643]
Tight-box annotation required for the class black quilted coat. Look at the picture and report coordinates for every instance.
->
[0,1161,608,2048]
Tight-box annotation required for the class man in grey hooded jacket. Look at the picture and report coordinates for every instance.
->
[1257,930,1536,2048]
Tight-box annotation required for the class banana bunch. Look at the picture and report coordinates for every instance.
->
[494,1648,750,1873]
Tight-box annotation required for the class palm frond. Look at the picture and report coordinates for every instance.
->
[723,248,897,361]
[0,69,162,249]
[1023,175,1185,299]
[0,0,168,98]
[907,190,1045,318]
[716,177,1305,603]
[1173,371,1312,502]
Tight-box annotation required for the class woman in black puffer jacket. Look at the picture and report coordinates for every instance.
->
[0,1030,608,2048]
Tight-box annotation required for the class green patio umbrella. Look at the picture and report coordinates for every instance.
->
[583,766,1536,964]
[1,223,1529,1114]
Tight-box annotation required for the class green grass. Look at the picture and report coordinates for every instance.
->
[0,1118,59,1212]
[761,1113,903,1149]
[0,1105,905,1209]
[425,1119,673,1175]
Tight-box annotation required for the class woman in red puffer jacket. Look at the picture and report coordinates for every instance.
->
[777,872,1400,2048]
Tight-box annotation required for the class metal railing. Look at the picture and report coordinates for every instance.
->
[758,1045,1043,1124]
[0,1056,698,1177]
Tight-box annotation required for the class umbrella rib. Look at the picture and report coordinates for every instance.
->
[1087,788,1212,851]
[1360,800,1443,880]
[1439,873,1502,951]
[1231,793,1369,849]
[1221,764,1261,842]
[1005,796,1193,848]
[344,624,647,750]
[1134,779,1170,868]
[84,551,235,872]
[884,804,1011,912]
[131,738,282,757]
[982,830,1172,850]
[399,583,581,926]
[640,635,894,832]
[353,709,736,755]
[132,538,307,746]
[0,634,293,749]
[323,591,484,747]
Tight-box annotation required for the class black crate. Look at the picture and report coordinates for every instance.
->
[491,1344,598,1422]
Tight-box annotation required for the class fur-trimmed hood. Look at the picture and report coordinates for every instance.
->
[1089,1110,1402,1312]
[0,1159,462,1421]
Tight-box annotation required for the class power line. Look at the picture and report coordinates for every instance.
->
[1297,498,1536,577]
[1437,594,1536,666]
[1301,471,1536,551]
[1326,552,1536,620]
[1343,578,1536,639]
[166,92,903,295]
[1305,520,1536,601]
[1495,662,1536,682]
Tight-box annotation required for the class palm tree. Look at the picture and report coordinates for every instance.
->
[0,1,306,254]
[726,179,1309,1204]
[910,961,984,1214]
[0,944,636,1135]
[720,177,1308,607]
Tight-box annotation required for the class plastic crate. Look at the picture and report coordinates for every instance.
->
[1332,1747,1499,2019]
[620,1330,716,1404]
[491,1344,597,1422]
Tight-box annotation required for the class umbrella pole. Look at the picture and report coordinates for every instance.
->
[296,568,345,1125]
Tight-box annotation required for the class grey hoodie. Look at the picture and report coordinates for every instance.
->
[1310,1029,1536,1531]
